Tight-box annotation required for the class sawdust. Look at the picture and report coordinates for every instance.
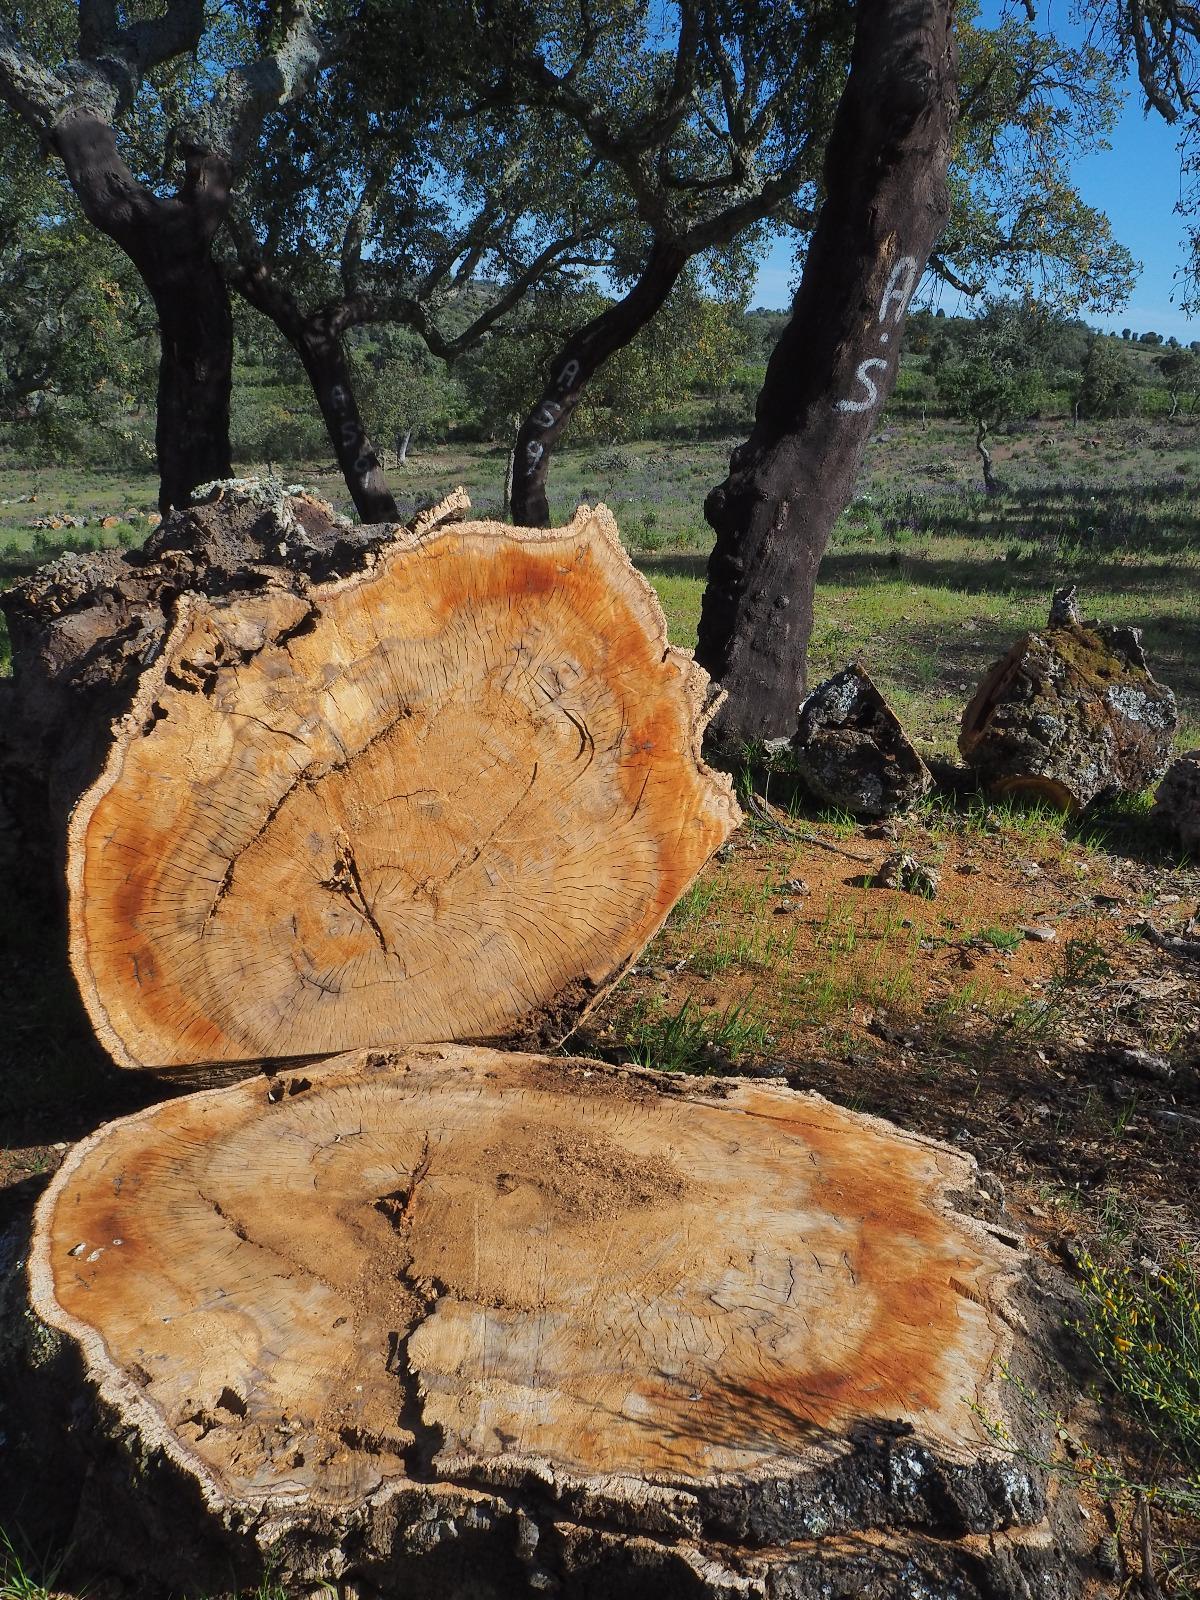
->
[482,1121,691,1222]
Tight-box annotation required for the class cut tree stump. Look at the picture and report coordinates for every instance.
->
[3,482,737,1071]
[29,1046,1078,1598]
[959,602,1177,812]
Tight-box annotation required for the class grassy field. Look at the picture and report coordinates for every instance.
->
[2,413,1200,1598]
[3,412,1198,758]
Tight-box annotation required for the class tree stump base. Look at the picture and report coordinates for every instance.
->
[29,1047,1080,1598]
[1154,750,1200,855]
[959,609,1177,813]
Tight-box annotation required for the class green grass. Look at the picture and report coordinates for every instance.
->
[619,993,771,1074]
[3,419,1199,761]
[0,1527,71,1600]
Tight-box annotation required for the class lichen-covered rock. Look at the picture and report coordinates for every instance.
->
[791,663,931,817]
[1154,750,1200,854]
[959,605,1177,812]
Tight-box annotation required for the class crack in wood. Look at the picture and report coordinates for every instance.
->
[374,1138,447,1479]
[320,839,398,960]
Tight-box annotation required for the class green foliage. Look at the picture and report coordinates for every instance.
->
[935,298,1053,430]
[1154,346,1200,411]
[1076,1247,1200,1470]
[1075,336,1139,420]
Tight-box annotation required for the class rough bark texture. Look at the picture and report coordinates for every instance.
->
[791,663,932,817]
[27,1045,1082,1598]
[695,0,957,760]
[2,483,737,1071]
[52,111,234,513]
[1153,749,1200,854]
[959,615,1178,813]
[509,242,688,527]
[231,260,400,522]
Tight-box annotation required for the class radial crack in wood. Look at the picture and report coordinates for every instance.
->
[28,1047,1080,1597]
[62,501,737,1070]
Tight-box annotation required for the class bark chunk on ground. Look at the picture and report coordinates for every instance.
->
[959,605,1177,812]
[39,490,736,1071]
[791,663,932,817]
[28,1046,1079,1598]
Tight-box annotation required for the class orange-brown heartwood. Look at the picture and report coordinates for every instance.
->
[54,497,737,1071]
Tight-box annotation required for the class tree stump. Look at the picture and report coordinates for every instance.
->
[791,663,931,817]
[1153,750,1200,855]
[2,483,737,1071]
[959,607,1177,812]
[29,1046,1077,1598]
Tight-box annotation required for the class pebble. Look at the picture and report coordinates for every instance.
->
[1021,925,1057,942]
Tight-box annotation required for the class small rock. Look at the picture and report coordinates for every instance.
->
[1021,925,1057,943]
[956,861,981,875]
[1100,1045,1174,1083]
[780,877,809,895]
[864,820,901,840]
[1149,1108,1200,1133]
[101,514,121,529]
[772,904,793,916]
[874,852,939,898]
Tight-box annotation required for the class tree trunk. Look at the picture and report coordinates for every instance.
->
[397,426,412,464]
[504,445,516,515]
[231,260,400,522]
[976,418,996,493]
[51,111,234,514]
[509,242,688,527]
[695,0,958,760]
[292,323,400,521]
[1,483,736,1073]
[24,1043,1080,1598]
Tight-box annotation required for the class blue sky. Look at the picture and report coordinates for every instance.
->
[752,28,1199,342]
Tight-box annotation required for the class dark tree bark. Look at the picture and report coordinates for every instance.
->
[695,0,958,759]
[53,112,234,514]
[232,261,400,523]
[509,241,688,526]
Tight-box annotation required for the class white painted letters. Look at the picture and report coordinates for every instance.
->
[878,256,918,327]
[836,357,888,414]
[833,253,919,416]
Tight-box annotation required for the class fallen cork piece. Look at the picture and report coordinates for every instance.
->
[28,1045,1078,1598]
[959,596,1177,812]
[1153,749,1200,855]
[2,483,737,1072]
[791,663,932,818]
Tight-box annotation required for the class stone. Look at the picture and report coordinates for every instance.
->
[873,852,939,897]
[1153,750,1200,854]
[791,663,931,818]
[959,595,1178,812]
